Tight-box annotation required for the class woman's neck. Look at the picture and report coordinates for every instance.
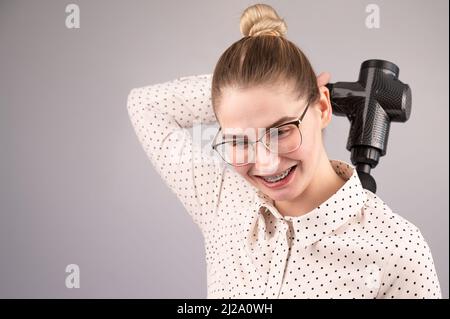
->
[274,150,346,218]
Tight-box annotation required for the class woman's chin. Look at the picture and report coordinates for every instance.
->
[264,189,298,201]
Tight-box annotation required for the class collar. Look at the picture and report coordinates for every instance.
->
[249,159,368,248]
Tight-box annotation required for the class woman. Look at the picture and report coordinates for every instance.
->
[127,4,441,299]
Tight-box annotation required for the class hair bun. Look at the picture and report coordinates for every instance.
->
[240,3,287,37]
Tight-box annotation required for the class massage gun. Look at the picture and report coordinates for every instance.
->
[325,59,412,194]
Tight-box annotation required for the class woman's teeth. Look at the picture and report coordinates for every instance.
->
[261,166,294,183]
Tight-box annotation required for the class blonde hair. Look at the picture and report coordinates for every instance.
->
[212,3,320,117]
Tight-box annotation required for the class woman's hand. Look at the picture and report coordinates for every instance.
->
[316,72,331,88]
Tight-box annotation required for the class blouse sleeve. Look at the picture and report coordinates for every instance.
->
[126,74,224,235]
[377,226,442,299]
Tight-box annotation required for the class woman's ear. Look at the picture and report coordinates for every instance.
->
[317,86,332,130]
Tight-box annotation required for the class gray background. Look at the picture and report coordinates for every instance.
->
[0,0,448,298]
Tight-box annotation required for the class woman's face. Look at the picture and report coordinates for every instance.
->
[216,82,331,202]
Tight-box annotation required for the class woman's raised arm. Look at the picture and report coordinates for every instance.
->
[126,74,224,235]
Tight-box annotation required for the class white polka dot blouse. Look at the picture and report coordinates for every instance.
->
[127,74,442,299]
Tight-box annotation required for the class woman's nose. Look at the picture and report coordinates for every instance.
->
[254,142,280,175]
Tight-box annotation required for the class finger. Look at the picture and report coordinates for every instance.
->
[317,72,330,86]
[316,72,331,87]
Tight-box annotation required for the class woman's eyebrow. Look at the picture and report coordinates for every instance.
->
[221,116,297,139]
[264,116,297,129]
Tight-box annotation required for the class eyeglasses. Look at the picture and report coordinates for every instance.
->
[211,101,310,166]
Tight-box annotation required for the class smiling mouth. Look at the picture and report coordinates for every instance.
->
[254,164,297,183]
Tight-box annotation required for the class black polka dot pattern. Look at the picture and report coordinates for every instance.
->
[127,74,442,299]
